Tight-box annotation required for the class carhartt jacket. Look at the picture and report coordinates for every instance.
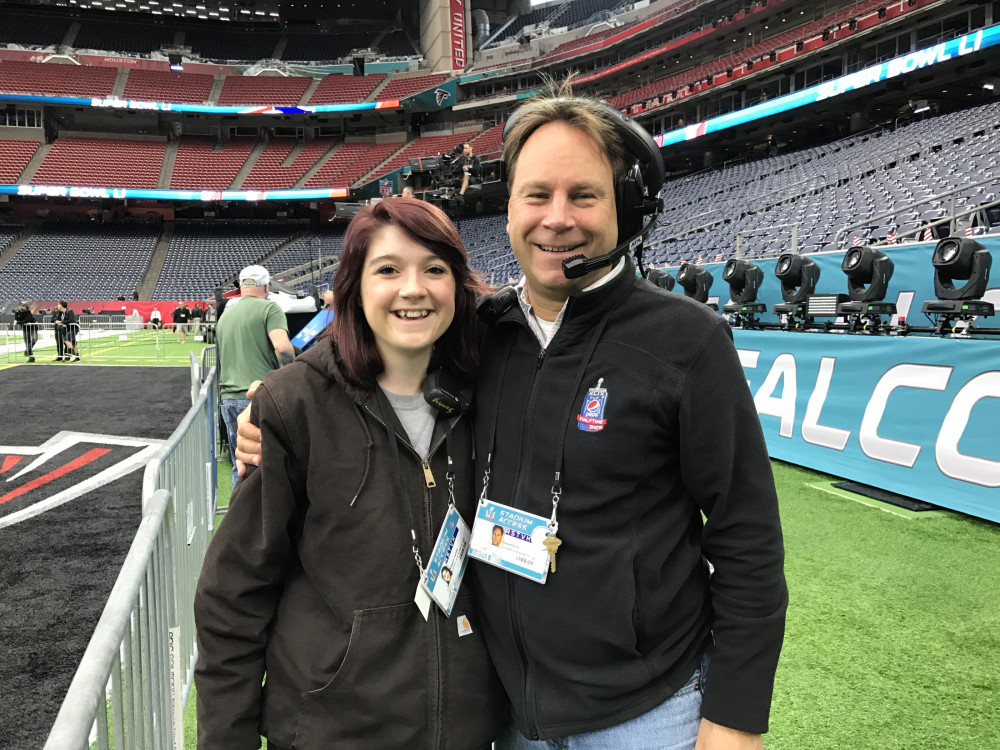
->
[194,340,508,750]
[470,260,787,740]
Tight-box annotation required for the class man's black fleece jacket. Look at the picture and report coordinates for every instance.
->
[470,260,788,740]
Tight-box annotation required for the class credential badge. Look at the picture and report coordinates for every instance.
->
[576,378,608,432]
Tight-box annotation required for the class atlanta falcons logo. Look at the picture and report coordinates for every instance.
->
[0,432,163,529]
[435,88,452,105]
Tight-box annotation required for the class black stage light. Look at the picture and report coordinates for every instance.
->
[878,6,886,18]
[722,258,763,304]
[769,51,777,62]
[838,246,896,317]
[921,237,994,324]
[931,237,992,300]
[795,40,804,51]
[647,268,676,291]
[822,29,830,41]
[774,253,819,303]
[848,18,857,30]
[842,246,895,302]
[676,263,714,304]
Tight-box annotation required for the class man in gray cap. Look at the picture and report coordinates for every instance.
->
[216,264,295,487]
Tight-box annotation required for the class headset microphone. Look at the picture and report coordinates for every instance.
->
[562,208,660,279]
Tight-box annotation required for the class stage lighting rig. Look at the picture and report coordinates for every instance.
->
[837,246,896,333]
[646,268,676,291]
[920,237,994,334]
[677,263,717,309]
[722,258,766,327]
[773,253,819,329]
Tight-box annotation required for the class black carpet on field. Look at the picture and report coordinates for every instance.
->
[0,366,191,750]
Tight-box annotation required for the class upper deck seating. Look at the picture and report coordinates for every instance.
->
[308,74,385,104]
[0,140,40,183]
[170,137,255,191]
[0,60,116,98]
[377,73,450,102]
[123,69,214,104]
[305,142,402,188]
[32,138,165,189]
[241,139,334,190]
[217,75,312,107]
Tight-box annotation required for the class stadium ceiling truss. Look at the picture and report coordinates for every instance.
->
[27,0,407,22]
[35,0,282,22]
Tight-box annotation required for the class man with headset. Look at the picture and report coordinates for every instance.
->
[235,79,786,749]
[471,79,786,750]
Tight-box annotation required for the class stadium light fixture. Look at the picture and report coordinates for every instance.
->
[774,253,819,303]
[722,258,764,305]
[929,237,993,301]
[836,246,897,323]
[841,246,895,303]
[722,258,766,326]
[676,263,716,308]
[920,237,995,328]
[646,268,675,291]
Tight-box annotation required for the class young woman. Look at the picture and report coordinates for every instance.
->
[194,198,508,750]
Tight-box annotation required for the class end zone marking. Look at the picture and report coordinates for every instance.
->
[0,432,164,529]
[0,448,111,505]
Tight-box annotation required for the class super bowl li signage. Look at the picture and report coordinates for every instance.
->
[451,0,466,71]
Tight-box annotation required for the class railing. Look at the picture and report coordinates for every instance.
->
[736,222,800,258]
[43,366,219,750]
[832,173,1000,249]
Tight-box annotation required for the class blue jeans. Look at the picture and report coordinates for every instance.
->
[496,654,708,750]
[221,398,251,489]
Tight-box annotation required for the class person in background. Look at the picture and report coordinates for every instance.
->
[457,142,481,197]
[190,302,204,338]
[14,301,37,363]
[194,198,507,750]
[172,301,191,343]
[202,302,216,344]
[215,265,294,487]
[53,300,79,362]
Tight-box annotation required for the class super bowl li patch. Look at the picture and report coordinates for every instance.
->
[577,378,608,432]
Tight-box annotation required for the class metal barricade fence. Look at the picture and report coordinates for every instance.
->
[43,365,219,750]
[2,321,49,363]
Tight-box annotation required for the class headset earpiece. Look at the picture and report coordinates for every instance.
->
[615,162,646,244]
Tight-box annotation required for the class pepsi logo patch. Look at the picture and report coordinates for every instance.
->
[577,378,608,432]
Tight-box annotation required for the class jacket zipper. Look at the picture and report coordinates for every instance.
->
[503,331,548,740]
[363,403,454,748]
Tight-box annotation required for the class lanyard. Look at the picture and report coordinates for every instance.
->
[479,306,614,534]
[375,387,455,575]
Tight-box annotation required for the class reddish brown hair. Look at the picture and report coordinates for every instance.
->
[330,197,486,389]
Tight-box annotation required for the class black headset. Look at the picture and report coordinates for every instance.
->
[502,98,665,279]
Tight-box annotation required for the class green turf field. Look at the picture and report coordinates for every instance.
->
[3,327,213,367]
[180,459,999,749]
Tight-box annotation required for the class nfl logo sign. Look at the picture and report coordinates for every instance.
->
[379,178,392,197]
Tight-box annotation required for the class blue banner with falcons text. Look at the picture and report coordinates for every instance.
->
[733,329,1000,522]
